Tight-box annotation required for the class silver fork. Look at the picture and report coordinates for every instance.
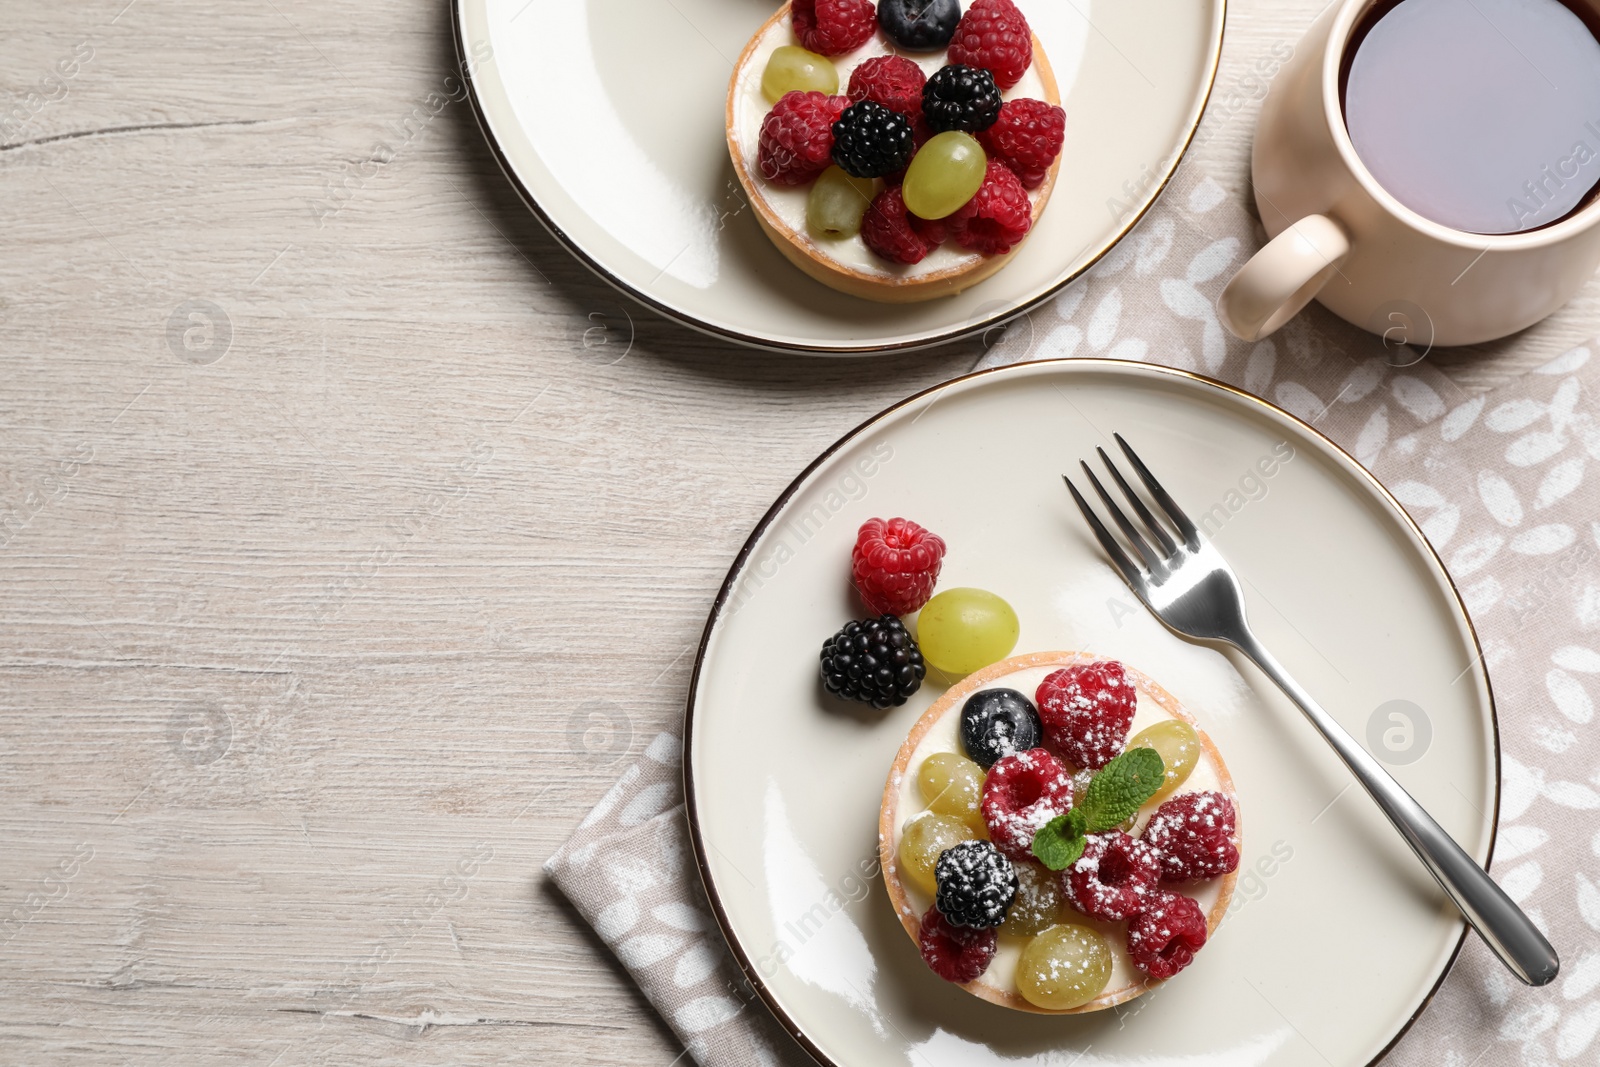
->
[1065,433,1559,986]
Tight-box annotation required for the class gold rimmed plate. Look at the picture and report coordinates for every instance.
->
[454,0,1225,352]
[684,360,1496,1064]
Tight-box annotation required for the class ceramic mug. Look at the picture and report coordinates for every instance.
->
[1217,0,1600,347]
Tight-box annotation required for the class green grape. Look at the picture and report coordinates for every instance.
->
[1002,860,1068,938]
[917,752,985,828]
[761,46,839,102]
[916,587,1019,677]
[902,131,987,220]
[807,166,877,239]
[1127,719,1200,803]
[898,812,975,895]
[1016,924,1113,1010]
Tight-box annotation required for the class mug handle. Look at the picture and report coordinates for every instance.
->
[1217,215,1351,341]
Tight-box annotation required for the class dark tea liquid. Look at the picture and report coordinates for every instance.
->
[1342,0,1600,234]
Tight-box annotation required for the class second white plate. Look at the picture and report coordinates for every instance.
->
[456,0,1224,352]
[686,360,1497,1065]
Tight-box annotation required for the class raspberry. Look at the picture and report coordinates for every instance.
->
[981,747,1074,859]
[935,840,1018,928]
[948,0,1034,91]
[908,212,950,247]
[1142,792,1241,882]
[978,99,1065,189]
[861,185,932,264]
[851,516,946,616]
[758,91,848,186]
[819,615,926,708]
[948,160,1032,255]
[1062,831,1162,921]
[919,904,997,983]
[1126,891,1208,979]
[848,56,927,124]
[1035,660,1137,770]
[792,0,876,56]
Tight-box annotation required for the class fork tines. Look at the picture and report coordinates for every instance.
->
[1064,433,1200,584]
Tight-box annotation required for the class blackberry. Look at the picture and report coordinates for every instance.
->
[878,0,962,51]
[820,615,926,708]
[831,101,915,179]
[960,687,1041,768]
[935,840,1018,929]
[923,64,1002,133]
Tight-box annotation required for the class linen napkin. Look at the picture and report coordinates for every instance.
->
[546,160,1600,1066]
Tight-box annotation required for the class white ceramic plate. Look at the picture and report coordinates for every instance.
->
[685,360,1498,1066]
[454,0,1224,352]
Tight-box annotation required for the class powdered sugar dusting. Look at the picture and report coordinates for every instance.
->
[1143,791,1240,882]
[1062,830,1161,921]
[979,746,1074,858]
[1126,890,1207,979]
[1037,661,1138,769]
[889,658,1237,999]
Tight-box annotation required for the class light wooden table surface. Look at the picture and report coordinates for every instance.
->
[2,1,1594,1064]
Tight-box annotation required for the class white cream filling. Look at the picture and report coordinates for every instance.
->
[731,19,1049,279]
[889,665,1228,1000]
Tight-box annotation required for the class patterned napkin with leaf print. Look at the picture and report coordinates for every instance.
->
[546,158,1600,1067]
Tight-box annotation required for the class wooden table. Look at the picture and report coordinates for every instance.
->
[1,1,1590,1063]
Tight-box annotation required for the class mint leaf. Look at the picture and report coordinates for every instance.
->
[1079,747,1166,832]
[1032,809,1088,871]
[1035,751,1166,869]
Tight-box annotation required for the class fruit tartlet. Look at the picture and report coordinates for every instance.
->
[727,0,1065,302]
[818,516,1239,1012]
[880,653,1241,1011]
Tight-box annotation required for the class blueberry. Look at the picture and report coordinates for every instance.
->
[960,687,1041,769]
[877,0,962,51]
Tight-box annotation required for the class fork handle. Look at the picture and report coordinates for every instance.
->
[1232,630,1560,986]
